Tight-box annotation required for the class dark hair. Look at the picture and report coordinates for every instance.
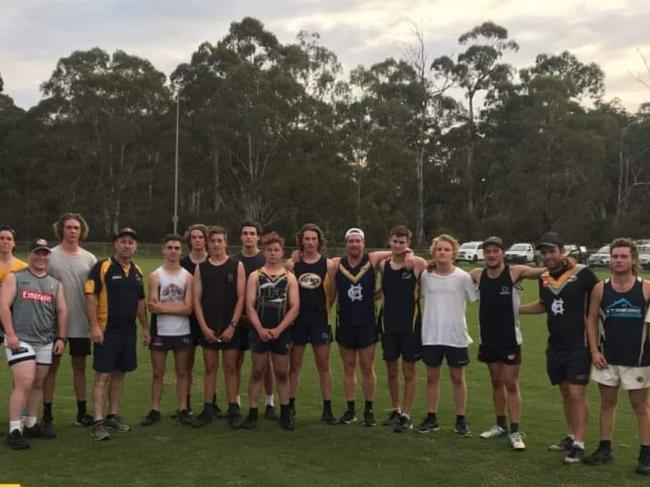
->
[208,226,228,242]
[162,234,184,246]
[262,232,284,249]
[389,225,412,241]
[184,224,208,247]
[0,225,16,240]
[53,213,89,241]
[239,220,263,236]
[296,223,326,252]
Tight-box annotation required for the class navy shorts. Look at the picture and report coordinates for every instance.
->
[336,326,378,350]
[421,345,470,368]
[250,328,292,356]
[478,345,521,366]
[93,333,137,373]
[292,323,332,346]
[69,337,92,357]
[382,333,421,363]
[547,346,590,385]
[199,328,240,350]
[150,334,193,352]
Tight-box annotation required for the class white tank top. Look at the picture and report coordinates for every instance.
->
[155,266,191,336]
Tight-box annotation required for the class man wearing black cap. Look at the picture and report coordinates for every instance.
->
[84,227,149,441]
[520,231,598,464]
[469,236,545,450]
[0,239,68,449]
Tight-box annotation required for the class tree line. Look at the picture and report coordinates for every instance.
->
[1,17,649,247]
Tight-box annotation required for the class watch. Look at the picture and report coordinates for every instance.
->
[229,321,238,329]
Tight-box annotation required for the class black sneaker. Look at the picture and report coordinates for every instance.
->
[75,414,95,427]
[393,415,412,433]
[583,448,613,465]
[382,410,401,427]
[176,409,193,426]
[339,409,357,425]
[240,413,258,430]
[417,416,440,434]
[549,436,574,452]
[227,405,242,430]
[279,413,296,431]
[265,405,278,421]
[363,410,377,427]
[213,403,223,419]
[454,421,472,438]
[140,410,161,427]
[191,410,214,428]
[23,423,44,439]
[564,445,585,465]
[6,429,29,450]
[321,408,338,425]
[40,418,56,439]
[636,456,650,475]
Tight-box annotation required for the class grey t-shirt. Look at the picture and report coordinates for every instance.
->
[48,245,97,338]
[12,269,60,345]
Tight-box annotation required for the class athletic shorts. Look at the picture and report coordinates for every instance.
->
[478,345,521,366]
[421,345,470,368]
[546,346,590,386]
[591,364,650,390]
[238,318,251,352]
[199,328,240,350]
[292,323,332,346]
[93,333,137,373]
[5,341,54,366]
[250,328,292,355]
[336,325,378,350]
[150,334,193,352]
[382,333,421,363]
[68,337,92,357]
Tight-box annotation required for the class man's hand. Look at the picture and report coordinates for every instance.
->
[142,328,150,346]
[218,326,235,343]
[592,350,608,369]
[6,333,19,351]
[202,327,219,343]
[90,326,104,345]
[53,339,65,356]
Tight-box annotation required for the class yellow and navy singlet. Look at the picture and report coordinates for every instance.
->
[256,270,289,329]
[335,254,376,328]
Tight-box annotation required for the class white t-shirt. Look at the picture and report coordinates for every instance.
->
[420,267,478,347]
[154,266,191,336]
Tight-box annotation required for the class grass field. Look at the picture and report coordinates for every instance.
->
[0,256,648,486]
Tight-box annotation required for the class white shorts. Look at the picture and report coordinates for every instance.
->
[4,341,54,366]
[591,364,650,390]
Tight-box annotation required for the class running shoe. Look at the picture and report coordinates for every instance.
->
[382,410,401,427]
[104,415,131,432]
[479,424,508,439]
[140,410,161,427]
[393,415,412,433]
[509,431,526,451]
[564,445,585,465]
[339,409,357,425]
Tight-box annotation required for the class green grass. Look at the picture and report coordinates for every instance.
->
[0,258,647,486]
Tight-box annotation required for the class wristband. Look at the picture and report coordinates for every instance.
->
[229,321,238,329]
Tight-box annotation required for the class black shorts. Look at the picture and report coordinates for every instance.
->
[199,328,240,350]
[68,337,92,357]
[478,345,521,366]
[382,333,421,363]
[150,334,193,352]
[250,328,292,356]
[93,333,137,373]
[421,345,470,368]
[238,318,251,352]
[336,326,378,350]
[292,323,332,346]
[546,346,590,385]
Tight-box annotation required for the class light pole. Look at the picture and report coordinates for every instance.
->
[172,94,180,234]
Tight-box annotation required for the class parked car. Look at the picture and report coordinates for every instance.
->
[504,243,539,264]
[457,241,484,263]
[587,245,611,267]
[638,245,650,269]
[564,244,589,263]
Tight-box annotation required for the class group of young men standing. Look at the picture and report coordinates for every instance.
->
[1,217,649,475]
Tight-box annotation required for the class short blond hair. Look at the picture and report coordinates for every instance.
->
[429,233,459,259]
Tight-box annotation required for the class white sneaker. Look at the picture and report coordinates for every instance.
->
[479,424,508,439]
[509,431,526,451]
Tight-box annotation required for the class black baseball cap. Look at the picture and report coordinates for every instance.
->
[536,232,563,249]
[113,227,138,241]
[482,236,504,250]
[29,238,51,253]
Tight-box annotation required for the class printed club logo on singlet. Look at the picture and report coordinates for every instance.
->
[605,298,643,319]
[161,283,185,302]
[347,284,363,302]
[551,298,565,315]
[400,271,412,281]
[499,286,511,296]
[21,289,53,304]
[298,273,322,290]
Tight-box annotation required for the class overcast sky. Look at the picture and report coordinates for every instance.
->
[1,0,649,111]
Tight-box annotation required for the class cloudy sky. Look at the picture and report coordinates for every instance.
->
[1,0,649,111]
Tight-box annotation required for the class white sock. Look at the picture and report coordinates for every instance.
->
[236,395,241,406]
[24,416,37,428]
[265,395,274,407]
[402,412,410,419]
[9,420,22,433]
[573,441,585,450]
[568,433,576,440]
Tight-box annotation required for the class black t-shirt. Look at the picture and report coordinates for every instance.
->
[538,264,599,350]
